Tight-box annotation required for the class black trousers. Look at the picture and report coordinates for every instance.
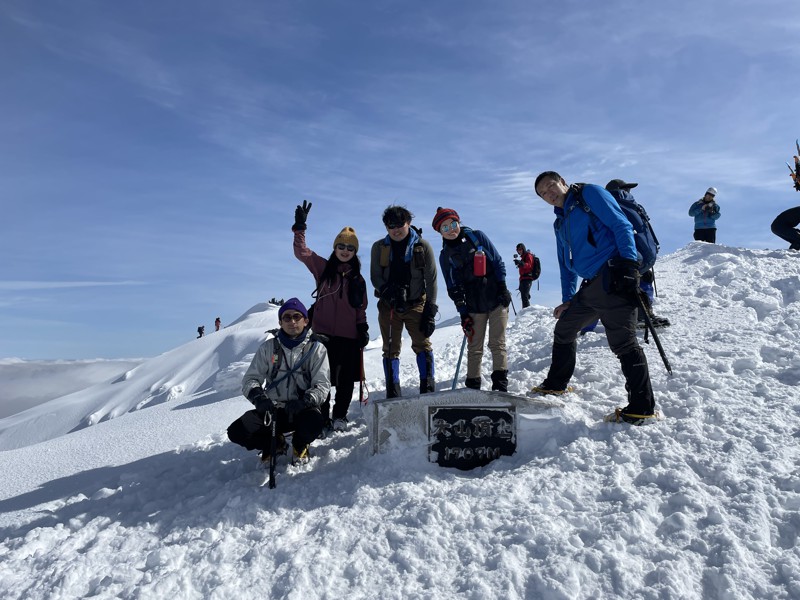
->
[693,228,716,243]
[771,207,800,250]
[227,408,324,453]
[320,336,361,421]
[519,279,533,308]
[543,274,654,412]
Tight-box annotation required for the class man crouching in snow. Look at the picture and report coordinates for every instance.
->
[227,298,330,463]
[532,171,657,425]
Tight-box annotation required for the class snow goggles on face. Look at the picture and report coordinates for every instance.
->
[336,243,357,252]
[439,221,459,233]
[385,222,405,230]
[281,313,305,323]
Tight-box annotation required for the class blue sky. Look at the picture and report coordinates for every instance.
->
[2,0,799,359]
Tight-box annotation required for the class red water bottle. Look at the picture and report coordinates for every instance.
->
[473,246,486,277]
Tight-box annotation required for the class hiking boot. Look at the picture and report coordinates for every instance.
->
[332,417,348,432]
[292,443,311,465]
[530,385,575,396]
[603,407,659,425]
[490,370,508,392]
[465,377,481,390]
[651,316,671,328]
[259,434,287,464]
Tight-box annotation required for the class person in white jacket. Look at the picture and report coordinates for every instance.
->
[227,298,330,462]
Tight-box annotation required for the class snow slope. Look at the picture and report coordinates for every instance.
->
[1,243,799,600]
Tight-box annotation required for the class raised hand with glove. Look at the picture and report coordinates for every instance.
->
[292,199,312,231]
[419,302,438,338]
[356,322,370,348]
[496,280,512,308]
[607,258,641,297]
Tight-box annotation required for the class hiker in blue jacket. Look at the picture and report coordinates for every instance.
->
[433,207,511,392]
[689,187,721,243]
[531,171,657,425]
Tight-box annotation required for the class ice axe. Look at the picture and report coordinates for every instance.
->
[451,334,467,390]
[635,291,672,376]
[267,410,278,489]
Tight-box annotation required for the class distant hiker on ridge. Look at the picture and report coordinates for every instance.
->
[514,242,540,309]
[197,326,204,338]
[215,317,221,332]
[689,187,721,243]
[292,200,369,433]
[532,171,658,425]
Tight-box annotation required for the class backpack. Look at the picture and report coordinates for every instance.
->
[528,252,542,280]
[570,184,660,273]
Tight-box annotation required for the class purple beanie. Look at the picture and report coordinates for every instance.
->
[278,297,308,319]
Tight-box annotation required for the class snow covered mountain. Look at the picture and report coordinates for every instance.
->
[1,242,799,600]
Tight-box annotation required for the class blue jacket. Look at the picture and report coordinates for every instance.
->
[688,200,720,230]
[554,184,637,303]
[439,227,507,314]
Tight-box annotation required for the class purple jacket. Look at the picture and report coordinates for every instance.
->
[294,230,368,339]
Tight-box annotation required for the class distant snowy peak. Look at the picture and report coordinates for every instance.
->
[0,302,281,451]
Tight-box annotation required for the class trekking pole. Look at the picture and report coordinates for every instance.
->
[652,268,659,298]
[635,293,672,376]
[510,298,517,316]
[359,348,369,405]
[451,334,467,389]
[267,410,278,489]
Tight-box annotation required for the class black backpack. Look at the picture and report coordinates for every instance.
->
[530,253,541,280]
[570,184,660,273]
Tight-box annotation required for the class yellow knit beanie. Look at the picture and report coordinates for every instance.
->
[333,226,359,252]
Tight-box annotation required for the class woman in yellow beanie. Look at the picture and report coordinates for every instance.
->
[292,200,369,433]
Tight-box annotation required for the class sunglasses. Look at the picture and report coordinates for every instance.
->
[336,243,357,252]
[385,222,406,230]
[281,313,305,323]
[439,221,459,233]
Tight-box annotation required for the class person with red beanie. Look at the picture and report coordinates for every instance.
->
[433,207,511,392]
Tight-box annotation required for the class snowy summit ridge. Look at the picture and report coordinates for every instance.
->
[1,243,799,600]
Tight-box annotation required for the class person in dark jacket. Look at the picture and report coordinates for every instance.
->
[433,207,511,392]
[292,200,369,432]
[532,171,657,425]
[370,205,438,397]
[514,243,536,308]
[227,298,330,463]
[689,187,721,243]
[770,206,800,250]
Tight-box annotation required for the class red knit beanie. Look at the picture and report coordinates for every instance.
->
[432,207,460,232]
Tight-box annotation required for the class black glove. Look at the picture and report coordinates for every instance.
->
[608,258,640,297]
[357,322,370,348]
[286,394,306,415]
[461,314,475,341]
[293,199,312,231]
[247,386,274,416]
[513,259,522,268]
[419,302,437,338]
[496,281,512,308]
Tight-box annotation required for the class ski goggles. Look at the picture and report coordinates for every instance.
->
[335,243,357,252]
[439,220,459,233]
[385,222,406,230]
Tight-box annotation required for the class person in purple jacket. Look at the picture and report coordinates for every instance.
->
[292,200,369,433]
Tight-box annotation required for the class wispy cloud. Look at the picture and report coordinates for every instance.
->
[0,281,146,291]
